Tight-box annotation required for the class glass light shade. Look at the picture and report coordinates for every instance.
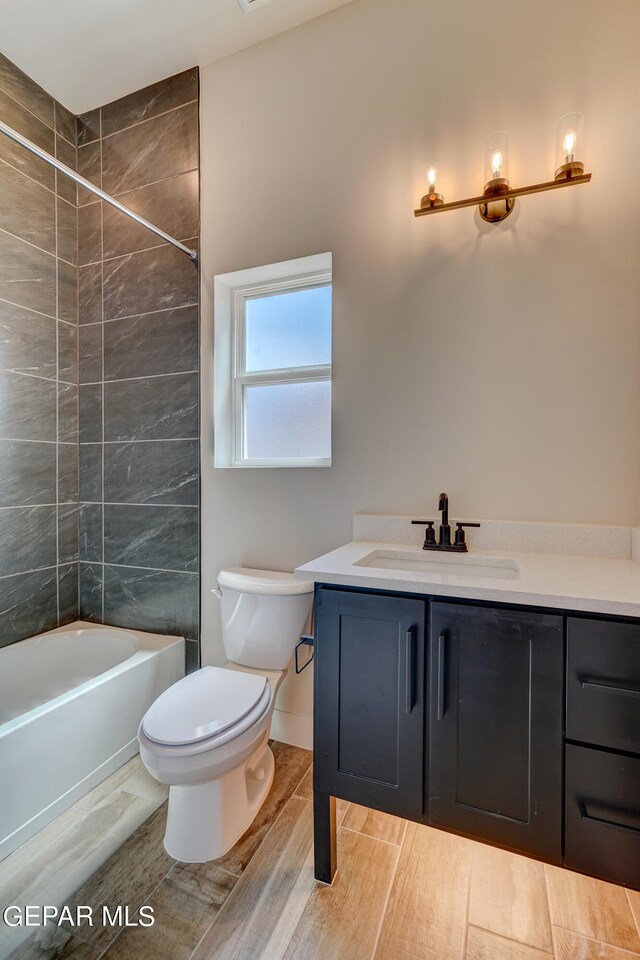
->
[555,112,585,175]
[484,131,510,186]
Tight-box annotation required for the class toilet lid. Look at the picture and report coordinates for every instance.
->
[141,666,268,746]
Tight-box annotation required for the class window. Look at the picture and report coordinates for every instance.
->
[214,253,332,467]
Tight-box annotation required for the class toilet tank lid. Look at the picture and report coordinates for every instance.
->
[217,567,313,596]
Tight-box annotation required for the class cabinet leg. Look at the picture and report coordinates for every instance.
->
[313,790,337,884]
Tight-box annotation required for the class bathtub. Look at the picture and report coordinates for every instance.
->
[0,621,184,862]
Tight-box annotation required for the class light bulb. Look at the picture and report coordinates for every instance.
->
[427,166,437,191]
[490,150,503,179]
[563,130,576,162]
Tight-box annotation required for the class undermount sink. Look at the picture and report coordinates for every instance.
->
[355,549,521,581]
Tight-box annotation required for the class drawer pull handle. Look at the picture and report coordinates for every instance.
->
[437,632,447,721]
[579,801,640,835]
[578,676,640,699]
[405,626,417,715]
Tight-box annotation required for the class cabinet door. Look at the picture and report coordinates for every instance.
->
[314,587,425,820]
[429,602,563,862]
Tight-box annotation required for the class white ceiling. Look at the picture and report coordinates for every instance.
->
[0,0,356,114]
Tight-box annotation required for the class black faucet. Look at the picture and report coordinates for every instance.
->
[412,492,480,553]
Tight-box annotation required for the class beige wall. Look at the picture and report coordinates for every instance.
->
[199,0,640,725]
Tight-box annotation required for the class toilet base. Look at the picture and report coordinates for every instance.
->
[163,740,275,862]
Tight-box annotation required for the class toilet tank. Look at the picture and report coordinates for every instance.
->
[215,568,313,670]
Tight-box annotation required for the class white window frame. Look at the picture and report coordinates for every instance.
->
[213,252,332,469]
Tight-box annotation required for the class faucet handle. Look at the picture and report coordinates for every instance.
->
[454,522,481,549]
[412,519,436,547]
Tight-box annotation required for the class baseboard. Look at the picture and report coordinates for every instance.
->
[270,708,313,751]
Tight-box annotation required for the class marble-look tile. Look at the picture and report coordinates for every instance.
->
[0,567,58,648]
[78,264,102,325]
[58,503,79,564]
[57,261,78,325]
[78,203,102,266]
[0,88,54,153]
[0,51,54,128]
[57,198,77,265]
[101,860,235,960]
[77,141,102,206]
[55,101,76,146]
[103,565,198,639]
[0,228,56,317]
[77,108,101,146]
[103,504,198,572]
[0,505,56,576]
[58,320,78,383]
[58,382,79,443]
[101,102,198,195]
[0,159,56,254]
[62,803,174,953]
[0,299,56,378]
[0,792,160,959]
[55,135,78,207]
[79,383,101,443]
[104,373,198,441]
[79,562,103,622]
[58,442,79,504]
[79,503,103,562]
[58,562,79,625]
[79,324,103,384]
[103,171,199,259]
[101,68,198,138]
[185,638,200,674]
[0,439,56,507]
[103,305,198,381]
[102,243,198,321]
[79,443,103,503]
[214,742,312,877]
[0,371,56,441]
[104,439,198,506]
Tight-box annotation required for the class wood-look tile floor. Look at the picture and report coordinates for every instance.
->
[5,746,640,960]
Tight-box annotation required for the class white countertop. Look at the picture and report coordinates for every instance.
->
[295,539,640,618]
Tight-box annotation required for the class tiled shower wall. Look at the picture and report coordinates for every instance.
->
[76,70,200,666]
[0,54,79,647]
[0,56,200,659]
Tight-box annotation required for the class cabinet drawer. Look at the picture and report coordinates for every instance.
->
[565,745,640,889]
[567,618,640,754]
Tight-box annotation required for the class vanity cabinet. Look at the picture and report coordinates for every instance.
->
[429,602,563,863]
[313,587,640,890]
[314,588,426,819]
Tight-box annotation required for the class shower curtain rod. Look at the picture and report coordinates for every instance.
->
[0,120,198,262]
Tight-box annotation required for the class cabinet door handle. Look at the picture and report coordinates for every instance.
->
[405,626,417,715]
[578,676,640,699]
[579,801,640,835]
[437,632,447,720]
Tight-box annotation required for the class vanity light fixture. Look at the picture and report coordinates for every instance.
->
[416,114,591,223]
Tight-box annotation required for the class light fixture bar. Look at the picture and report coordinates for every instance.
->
[414,172,591,217]
[0,119,198,261]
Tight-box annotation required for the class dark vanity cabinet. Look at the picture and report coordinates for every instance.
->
[314,589,426,819]
[429,602,563,863]
[313,586,640,890]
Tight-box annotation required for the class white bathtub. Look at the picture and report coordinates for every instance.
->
[0,620,184,862]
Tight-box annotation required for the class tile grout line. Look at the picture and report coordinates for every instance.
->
[461,842,474,960]
[98,97,198,143]
[54,139,60,626]
[0,82,76,147]
[339,824,405,848]
[100,115,105,625]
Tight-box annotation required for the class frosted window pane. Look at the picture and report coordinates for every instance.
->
[244,381,331,460]
[245,285,331,372]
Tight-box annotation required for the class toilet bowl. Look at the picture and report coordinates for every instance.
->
[138,567,313,862]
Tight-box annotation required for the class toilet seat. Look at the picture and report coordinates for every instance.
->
[141,666,270,749]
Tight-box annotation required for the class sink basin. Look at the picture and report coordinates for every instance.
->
[355,549,521,581]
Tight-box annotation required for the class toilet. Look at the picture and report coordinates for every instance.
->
[137,567,313,863]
